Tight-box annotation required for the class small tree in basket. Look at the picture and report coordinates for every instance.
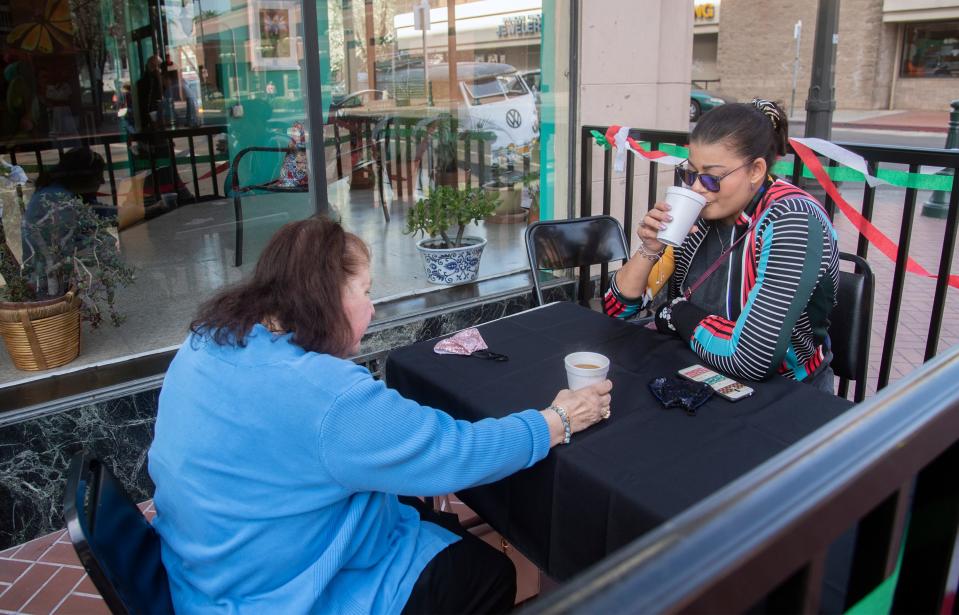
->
[404,185,500,249]
[0,160,135,327]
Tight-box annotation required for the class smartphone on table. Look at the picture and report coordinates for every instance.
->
[677,364,754,402]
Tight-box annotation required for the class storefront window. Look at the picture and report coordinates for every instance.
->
[0,0,569,386]
[900,20,959,77]
[318,0,568,300]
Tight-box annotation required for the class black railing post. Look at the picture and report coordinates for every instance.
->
[624,152,634,253]
[891,442,959,614]
[878,163,920,390]
[925,170,959,360]
[857,160,878,258]
[579,128,594,304]
[921,99,959,219]
[580,127,592,218]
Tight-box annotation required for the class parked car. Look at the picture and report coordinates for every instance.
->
[690,89,733,121]
[519,69,542,103]
[330,89,389,115]
[372,62,539,160]
[434,62,539,159]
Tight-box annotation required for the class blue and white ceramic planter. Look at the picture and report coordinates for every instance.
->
[416,237,487,285]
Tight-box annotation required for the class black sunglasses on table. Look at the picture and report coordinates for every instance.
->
[675,160,752,193]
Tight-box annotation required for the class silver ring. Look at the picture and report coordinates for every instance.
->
[601,407,611,420]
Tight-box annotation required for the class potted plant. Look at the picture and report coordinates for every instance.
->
[0,160,135,371]
[484,152,527,224]
[404,185,499,285]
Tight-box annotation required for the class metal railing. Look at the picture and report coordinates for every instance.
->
[0,126,230,207]
[332,113,526,204]
[579,125,959,397]
[524,343,959,613]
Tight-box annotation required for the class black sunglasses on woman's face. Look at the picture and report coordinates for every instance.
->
[675,160,752,193]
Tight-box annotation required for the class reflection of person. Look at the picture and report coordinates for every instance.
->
[149,217,612,613]
[21,147,117,296]
[3,61,40,136]
[38,67,78,136]
[606,99,839,392]
[134,56,194,205]
[136,55,164,131]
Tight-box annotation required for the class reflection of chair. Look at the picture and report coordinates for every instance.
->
[229,146,307,266]
[63,452,174,615]
[829,252,875,402]
[229,142,389,266]
[525,215,629,307]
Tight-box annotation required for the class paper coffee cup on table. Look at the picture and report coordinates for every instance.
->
[564,352,610,391]
[657,186,707,247]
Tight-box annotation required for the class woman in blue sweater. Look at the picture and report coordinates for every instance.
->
[148,217,612,614]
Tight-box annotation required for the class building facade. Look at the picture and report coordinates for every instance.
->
[693,0,959,111]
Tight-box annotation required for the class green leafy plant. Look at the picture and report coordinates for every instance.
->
[404,185,499,249]
[0,163,135,327]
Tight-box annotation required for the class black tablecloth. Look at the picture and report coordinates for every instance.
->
[384,302,853,580]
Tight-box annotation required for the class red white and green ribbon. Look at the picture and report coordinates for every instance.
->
[789,138,959,290]
[592,127,953,190]
[592,126,959,290]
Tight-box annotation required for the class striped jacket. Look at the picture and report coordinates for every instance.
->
[605,179,839,382]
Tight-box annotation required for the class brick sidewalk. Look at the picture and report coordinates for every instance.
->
[0,498,543,614]
[791,109,951,133]
[838,110,950,133]
[831,184,959,395]
[0,503,158,614]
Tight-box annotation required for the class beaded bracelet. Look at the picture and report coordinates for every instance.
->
[547,405,571,444]
[636,242,665,262]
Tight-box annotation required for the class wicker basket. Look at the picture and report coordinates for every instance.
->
[0,292,81,371]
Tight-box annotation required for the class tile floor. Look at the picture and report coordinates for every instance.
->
[0,498,543,615]
[0,502,157,615]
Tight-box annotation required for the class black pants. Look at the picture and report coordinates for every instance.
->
[400,496,516,615]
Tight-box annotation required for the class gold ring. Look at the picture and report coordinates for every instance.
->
[601,407,611,420]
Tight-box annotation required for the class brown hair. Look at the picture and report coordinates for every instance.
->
[190,216,370,357]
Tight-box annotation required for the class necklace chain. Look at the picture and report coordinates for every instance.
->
[714,225,728,253]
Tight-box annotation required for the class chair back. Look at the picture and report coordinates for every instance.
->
[829,252,875,402]
[63,452,174,615]
[525,215,629,306]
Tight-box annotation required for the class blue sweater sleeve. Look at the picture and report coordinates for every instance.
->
[318,374,552,496]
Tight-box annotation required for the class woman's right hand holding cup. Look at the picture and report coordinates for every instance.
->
[637,201,673,254]
[541,380,613,447]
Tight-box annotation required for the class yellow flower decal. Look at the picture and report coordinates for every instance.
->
[6,0,74,54]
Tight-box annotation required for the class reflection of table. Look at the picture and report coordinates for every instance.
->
[385,302,852,580]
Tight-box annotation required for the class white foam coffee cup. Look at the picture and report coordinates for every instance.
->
[564,352,610,391]
[657,186,707,248]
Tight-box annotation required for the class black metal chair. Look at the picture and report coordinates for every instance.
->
[63,452,174,615]
[829,252,875,402]
[525,215,629,307]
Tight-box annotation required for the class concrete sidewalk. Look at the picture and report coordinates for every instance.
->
[789,108,950,133]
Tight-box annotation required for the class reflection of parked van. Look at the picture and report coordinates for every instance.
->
[380,62,539,158]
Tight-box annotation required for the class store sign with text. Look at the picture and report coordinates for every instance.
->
[498,13,542,38]
[694,1,720,25]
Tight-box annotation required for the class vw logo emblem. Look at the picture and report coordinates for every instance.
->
[506,109,522,129]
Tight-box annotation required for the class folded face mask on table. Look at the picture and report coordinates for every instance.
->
[434,328,509,361]
[648,376,714,415]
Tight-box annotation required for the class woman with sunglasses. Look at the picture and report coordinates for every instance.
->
[604,99,839,392]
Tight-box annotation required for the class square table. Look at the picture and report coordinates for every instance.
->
[385,302,853,580]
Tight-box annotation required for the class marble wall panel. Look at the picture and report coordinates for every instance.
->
[0,390,159,549]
